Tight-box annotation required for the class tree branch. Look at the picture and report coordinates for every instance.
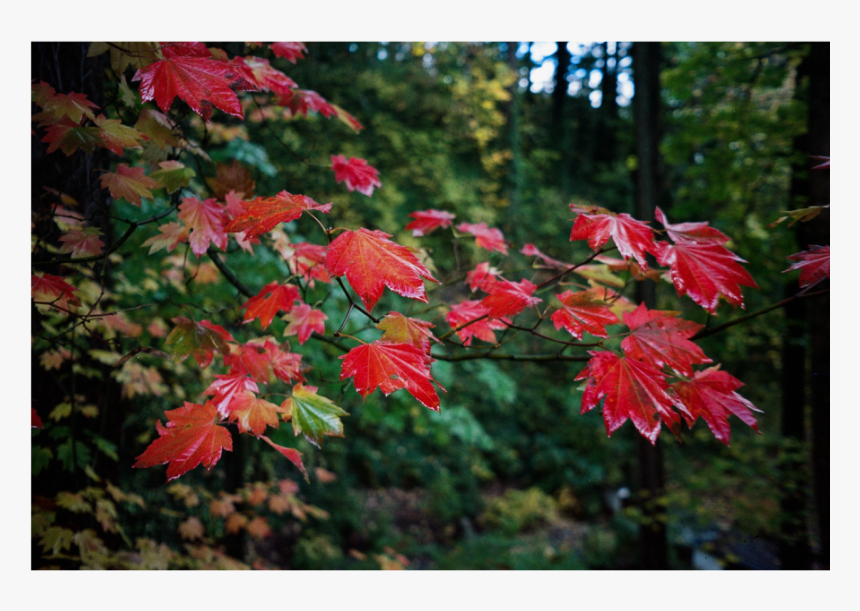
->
[437,313,489,341]
[33,203,179,267]
[692,288,829,341]
[534,247,614,292]
[207,249,254,298]
[431,351,589,363]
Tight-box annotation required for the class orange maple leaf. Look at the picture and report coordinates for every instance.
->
[225,191,332,240]
[325,228,440,311]
[133,401,232,482]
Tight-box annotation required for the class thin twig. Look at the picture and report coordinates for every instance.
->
[431,351,589,363]
[33,203,179,267]
[534,247,614,292]
[692,288,829,341]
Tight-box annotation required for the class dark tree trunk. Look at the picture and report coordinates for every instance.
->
[776,45,822,569]
[801,41,830,569]
[552,42,572,197]
[595,42,618,164]
[552,41,571,135]
[778,283,812,568]
[632,41,668,570]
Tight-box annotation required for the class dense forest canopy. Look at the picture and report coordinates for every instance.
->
[29,40,829,580]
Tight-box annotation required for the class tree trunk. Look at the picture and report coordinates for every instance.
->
[778,282,812,568]
[595,42,618,164]
[802,41,830,569]
[553,42,572,196]
[552,42,571,136]
[632,41,668,570]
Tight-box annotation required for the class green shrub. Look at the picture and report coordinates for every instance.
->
[479,487,559,535]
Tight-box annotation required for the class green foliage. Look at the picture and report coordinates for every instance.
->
[479,487,560,535]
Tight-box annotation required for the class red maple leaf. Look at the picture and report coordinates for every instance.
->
[227,391,288,437]
[229,56,296,96]
[261,436,307,480]
[270,42,308,63]
[178,196,228,256]
[669,366,761,446]
[291,244,332,285]
[133,401,232,482]
[203,373,259,418]
[224,340,273,384]
[376,311,440,353]
[783,245,829,288]
[164,316,234,369]
[282,303,327,345]
[269,342,305,384]
[32,273,80,309]
[241,282,300,330]
[446,300,508,346]
[620,304,711,376]
[58,228,104,258]
[225,191,332,240]
[654,207,729,245]
[479,278,541,319]
[271,232,332,285]
[32,407,43,429]
[325,228,440,311]
[340,341,445,410]
[132,42,243,121]
[224,339,304,386]
[456,222,508,255]
[405,209,456,236]
[551,288,619,340]
[280,89,337,119]
[330,155,382,197]
[576,350,681,444]
[569,207,657,267]
[655,240,759,314]
[465,262,501,292]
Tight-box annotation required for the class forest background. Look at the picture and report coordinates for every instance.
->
[19,6,846,606]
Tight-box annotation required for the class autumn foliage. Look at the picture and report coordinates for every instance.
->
[30,41,829,492]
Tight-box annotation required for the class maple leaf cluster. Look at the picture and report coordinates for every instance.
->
[139,308,337,481]
[400,205,764,446]
[575,304,760,446]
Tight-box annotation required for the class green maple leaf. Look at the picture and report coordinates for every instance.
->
[150,160,195,193]
[282,384,348,448]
